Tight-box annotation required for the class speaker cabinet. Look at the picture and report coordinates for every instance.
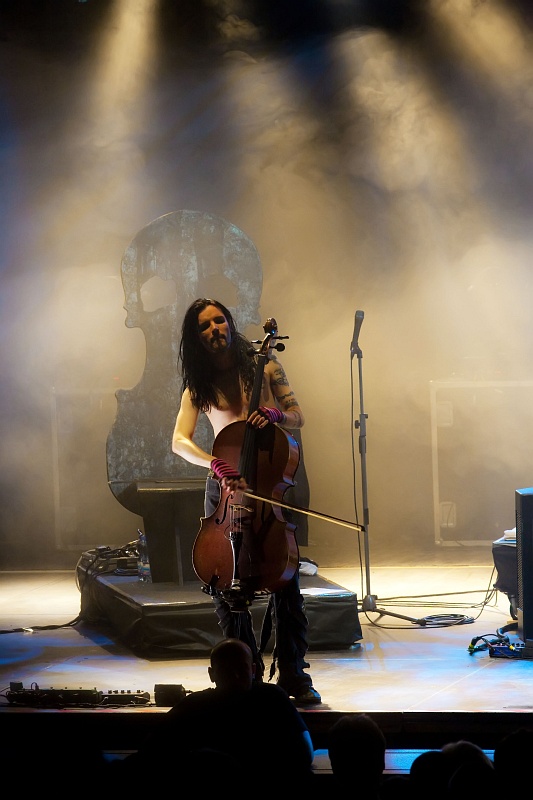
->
[516,487,533,655]
[431,381,533,545]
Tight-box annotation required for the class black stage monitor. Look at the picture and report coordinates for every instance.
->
[516,487,533,656]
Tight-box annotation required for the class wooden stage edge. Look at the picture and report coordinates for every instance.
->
[1,706,532,752]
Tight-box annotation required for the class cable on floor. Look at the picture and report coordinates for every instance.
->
[0,616,81,635]
[361,565,499,628]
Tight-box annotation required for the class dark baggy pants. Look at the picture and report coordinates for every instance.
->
[205,476,312,692]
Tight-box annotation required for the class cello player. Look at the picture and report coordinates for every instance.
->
[171,298,321,705]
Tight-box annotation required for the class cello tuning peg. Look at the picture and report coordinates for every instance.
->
[274,343,285,352]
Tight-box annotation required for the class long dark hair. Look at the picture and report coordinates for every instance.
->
[179,298,256,412]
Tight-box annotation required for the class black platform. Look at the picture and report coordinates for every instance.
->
[78,568,363,658]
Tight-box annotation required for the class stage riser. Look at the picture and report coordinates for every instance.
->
[78,572,363,657]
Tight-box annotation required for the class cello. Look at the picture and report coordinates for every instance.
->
[192,318,300,610]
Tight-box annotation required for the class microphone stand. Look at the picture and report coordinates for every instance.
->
[352,318,425,625]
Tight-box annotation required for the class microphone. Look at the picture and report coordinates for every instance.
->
[350,310,364,358]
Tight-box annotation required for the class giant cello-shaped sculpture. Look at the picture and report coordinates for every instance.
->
[106,211,262,582]
[192,318,300,610]
[106,210,310,583]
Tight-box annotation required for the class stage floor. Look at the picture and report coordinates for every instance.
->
[1,556,532,756]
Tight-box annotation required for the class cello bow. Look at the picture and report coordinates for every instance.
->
[241,490,364,533]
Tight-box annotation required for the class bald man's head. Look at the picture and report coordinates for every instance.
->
[208,639,256,691]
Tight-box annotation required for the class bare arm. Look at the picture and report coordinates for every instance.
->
[171,389,213,469]
[172,389,248,491]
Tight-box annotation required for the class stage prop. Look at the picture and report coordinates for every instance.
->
[430,381,533,546]
[106,211,311,584]
[516,487,533,655]
[77,562,363,657]
[135,479,205,584]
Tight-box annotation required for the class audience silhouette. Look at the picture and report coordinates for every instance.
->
[408,749,450,799]
[441,739,494,795]
[109,638,314,792]
[493,726,533,790]
[101,654,533,798]
[327,712,387,796]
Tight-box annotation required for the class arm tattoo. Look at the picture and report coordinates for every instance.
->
[271,366,303,427]
[278,392,297,408]
[271,366,289,387]
[278,394,303,427]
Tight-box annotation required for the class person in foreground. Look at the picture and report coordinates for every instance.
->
[327,713,387,796]
[172,297,321,705]
[116,639,315,788]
